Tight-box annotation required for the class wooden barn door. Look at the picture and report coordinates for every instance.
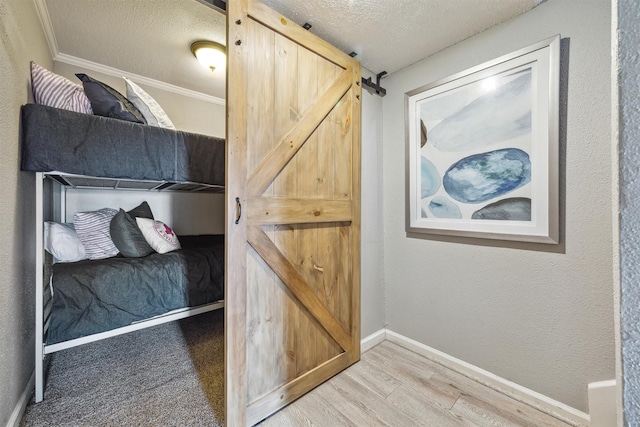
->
[225,0,361,425]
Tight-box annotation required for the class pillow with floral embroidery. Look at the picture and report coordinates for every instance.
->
[135,218,181,254]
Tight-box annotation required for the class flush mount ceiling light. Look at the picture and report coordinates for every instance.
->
[190,40,226,72]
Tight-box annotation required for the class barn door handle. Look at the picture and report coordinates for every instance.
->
[235,197,242,224]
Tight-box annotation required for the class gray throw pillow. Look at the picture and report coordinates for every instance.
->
[76,73,146,124]
[110,202,154,257]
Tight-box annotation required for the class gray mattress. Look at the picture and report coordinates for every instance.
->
[20,104,225,186]
[47,235,225,345]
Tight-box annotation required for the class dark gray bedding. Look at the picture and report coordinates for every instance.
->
[47,235,224,345]
[21,104,225,186]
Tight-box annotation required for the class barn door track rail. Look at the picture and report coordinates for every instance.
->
[361,71,387,97]
[209,0,387,97]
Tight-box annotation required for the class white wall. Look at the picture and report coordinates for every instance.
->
[381,0,613,412]
[616,0,640,424]
[360,69,385,337]
[0,0,51,424]
[64,189,224,236]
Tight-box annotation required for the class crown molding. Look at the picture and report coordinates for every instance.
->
[33,0,58,59]
[55,53,226,106]
[31,0,225,106]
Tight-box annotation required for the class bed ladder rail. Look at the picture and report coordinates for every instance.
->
[35,173,61,403]
[35,173,45,402]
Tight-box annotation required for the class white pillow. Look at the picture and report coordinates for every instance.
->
[124,77,175,129]
[73,208,119,260]
[44,222,87,262]
[135,218,181,254]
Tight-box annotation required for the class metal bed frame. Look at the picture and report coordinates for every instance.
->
[34,172,225,402]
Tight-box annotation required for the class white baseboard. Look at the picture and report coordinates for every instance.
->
[588,380,616,427]
[6,370,34,427]
[385,330,590,427]
[360,329,386,353]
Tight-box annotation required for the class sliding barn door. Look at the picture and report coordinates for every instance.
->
[225,0,361,425]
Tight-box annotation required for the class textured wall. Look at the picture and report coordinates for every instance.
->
[0,0,51,424]
[360,69,385,337]
[382,0,613,412]
[617,0,640,424]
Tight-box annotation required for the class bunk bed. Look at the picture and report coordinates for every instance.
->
[21,103,226,402]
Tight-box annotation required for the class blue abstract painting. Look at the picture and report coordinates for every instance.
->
[407,35,559,242]
[416,65,534,223]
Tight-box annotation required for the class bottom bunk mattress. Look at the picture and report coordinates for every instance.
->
[47,234,224,345]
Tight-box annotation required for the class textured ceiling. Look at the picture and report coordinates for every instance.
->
[42,0,542,100]
[262,0,543,75]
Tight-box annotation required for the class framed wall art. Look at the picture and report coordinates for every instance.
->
[405,35,560,243]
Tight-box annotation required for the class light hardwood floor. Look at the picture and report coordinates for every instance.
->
[258,341,576,427]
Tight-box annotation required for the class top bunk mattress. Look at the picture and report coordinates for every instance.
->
[20,104,225,186]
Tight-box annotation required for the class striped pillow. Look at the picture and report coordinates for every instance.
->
[30,62,92,114]
[73,208,119,260]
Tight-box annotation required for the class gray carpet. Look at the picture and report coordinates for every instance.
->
[21,309,225,427]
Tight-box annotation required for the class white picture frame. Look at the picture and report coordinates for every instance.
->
[405,35,560,243]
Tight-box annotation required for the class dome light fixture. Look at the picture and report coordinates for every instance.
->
[190,40,226,72]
